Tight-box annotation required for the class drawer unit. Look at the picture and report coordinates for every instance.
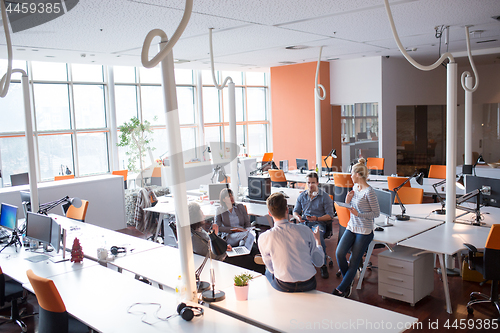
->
[378,245,434,306]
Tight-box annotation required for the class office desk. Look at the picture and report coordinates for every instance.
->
[368,180,464,196]
[284,171,330,184]
[22,264,265,333]
[111,245,262,290]
[210,275,417,333]
[0,244,97,284]
[51,215,163,261]
[398,223,491,314]
[357,216,443,290]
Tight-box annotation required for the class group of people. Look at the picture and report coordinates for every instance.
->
[187,157,380,297]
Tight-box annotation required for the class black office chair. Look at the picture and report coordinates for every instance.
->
[0,267,35,332]
[464,224,500,318]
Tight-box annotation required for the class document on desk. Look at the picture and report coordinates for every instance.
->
[25,254,50,262]
[334,201,352,209]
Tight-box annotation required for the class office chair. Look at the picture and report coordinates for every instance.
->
[366,158,384,175]
[333,173,353,203]
[0,267,35,332]
[464,224,500,318]
[54,175,75,181]
[393,187,423,204]
[428,165,446,179]
[387,176,411,192]
[321,156,334,173]
[63,200,89,222]
[268,169,296,188]
[112,170,128,189]
[26,270,89,333]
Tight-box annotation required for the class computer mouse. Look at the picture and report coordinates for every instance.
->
[374,227,384,231]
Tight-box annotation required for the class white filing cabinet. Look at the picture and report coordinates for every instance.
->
[378,245,434,306]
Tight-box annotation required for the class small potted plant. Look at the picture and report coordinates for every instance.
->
[233,272,254,301]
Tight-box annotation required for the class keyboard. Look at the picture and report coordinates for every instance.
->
[233,247,246,254]
[0,228,10,239]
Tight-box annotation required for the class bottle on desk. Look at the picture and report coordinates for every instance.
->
[175,275,187,302]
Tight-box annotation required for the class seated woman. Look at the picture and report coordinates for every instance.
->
[188,202,230,261]
[215,188,254,247]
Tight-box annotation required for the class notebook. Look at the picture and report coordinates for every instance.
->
[226,232,254,257]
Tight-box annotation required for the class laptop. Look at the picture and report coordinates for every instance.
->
[226,232,254,257]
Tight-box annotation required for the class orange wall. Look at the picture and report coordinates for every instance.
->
[270,61,341,170]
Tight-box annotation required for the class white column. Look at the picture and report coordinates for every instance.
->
[445,63,457,224]
[315,90,322,177]
[464,74,473,167]
[107,66,120,170]
[228,82,238,194]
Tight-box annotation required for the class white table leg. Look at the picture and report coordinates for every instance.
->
[357,241,375,290]
[437,253,453,314]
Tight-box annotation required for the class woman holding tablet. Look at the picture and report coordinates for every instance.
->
[333,158,380,298]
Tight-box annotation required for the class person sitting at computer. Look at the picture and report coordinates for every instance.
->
[258,192,324,292]
[333,158,380,298]
[189,202,230,261]
[292,172,334,279]
[215,188,253,247]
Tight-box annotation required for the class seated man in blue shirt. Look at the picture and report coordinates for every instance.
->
[258,192,324,292]
[293,172,334,279]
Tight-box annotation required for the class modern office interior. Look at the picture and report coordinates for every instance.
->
[1,0,500,332]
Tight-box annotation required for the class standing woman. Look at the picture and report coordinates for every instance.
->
[215,188,253,247]
[333,158,380,298]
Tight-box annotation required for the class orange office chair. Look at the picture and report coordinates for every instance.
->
[322,156,334,173]
[259,153,274,172]
[112,170,128,189]
[333,173,354,203]
[54,175,74,181]
[334,202,350,243]
[366,158,384,175]
[428,165,446,179]
[0,267,35,332]
[393,187,423,204]
[64,200,89,222]
[387,176,411,192]
[464,224,500,317]
[268,169,296,188]
[26,270,89,333]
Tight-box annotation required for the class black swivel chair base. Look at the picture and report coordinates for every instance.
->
[0,298,36,333]
[466,280,500,318]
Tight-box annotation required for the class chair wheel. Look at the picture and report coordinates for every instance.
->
[336,271,341,277]
[467,306,474,315]
[329,261,334,268]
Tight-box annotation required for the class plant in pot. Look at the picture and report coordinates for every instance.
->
[233,272,253,301]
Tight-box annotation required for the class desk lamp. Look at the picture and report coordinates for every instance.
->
[473,155,485,176]
[392,171,424,221]
[456,188,483,226]
[195,252,210,293]
[211,165,227,184]
[432,175,465,215]
[201,234,225,302]
[38,196,82,215]
[324,149,337,183]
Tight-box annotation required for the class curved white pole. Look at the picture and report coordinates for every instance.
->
[315,46,326,177]
[208,28,238,195]
[0,0,39,212]
[141,0,196,302]
[384,0,456,227]
[460,26,479,169]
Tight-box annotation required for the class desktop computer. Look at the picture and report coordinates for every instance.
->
[248,176,271,201]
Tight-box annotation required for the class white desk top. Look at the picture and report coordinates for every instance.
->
[111,245,262,291]
[23,265,265,333]
[210,275,417,333]
[373,215,443,244]
[0,244,97,284]
[398,223,491,256]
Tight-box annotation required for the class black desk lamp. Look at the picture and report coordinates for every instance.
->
[38,196,82,215]
[324,149,337,183]
[392,171,424,221]
[431,179,447,215]
[473,155,485,176]
[211,165,227,183]
[456,188,483,226]
[201,234,226,302]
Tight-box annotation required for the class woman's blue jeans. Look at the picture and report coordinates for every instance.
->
[335,229,374,293]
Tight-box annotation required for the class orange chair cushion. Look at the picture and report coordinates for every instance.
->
[387,176,411,191]
[394,187,423,204]
[428,165,446,179]
[367,158,384,171]
[486,224,500,250]
[333,173,353,188]
[334,202,350,228]
[322,156,334,169]
[151,167,162,178]
[269,170,287,182]
[26,269,66,313]
[112,170,128,181]
[66,200,89,222]
[54,175,74,181]
[262,153,273,162]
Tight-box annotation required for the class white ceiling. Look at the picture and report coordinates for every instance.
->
[1,0,500,71]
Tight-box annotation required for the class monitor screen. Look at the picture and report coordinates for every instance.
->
[50,219,61,253]
[373,188,393,217]
[0,203,18,231]
[26,212,52,244]
[296,159,308,172]
[10,172,29,186]
[208,183,229,201]
[279,160,288,172]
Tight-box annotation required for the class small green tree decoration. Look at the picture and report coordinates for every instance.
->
[234,272,254,287]
[117,117,155,187]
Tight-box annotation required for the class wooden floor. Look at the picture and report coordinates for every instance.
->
[2,222,499,332]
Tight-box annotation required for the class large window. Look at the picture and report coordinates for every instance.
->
[0,59,270,186]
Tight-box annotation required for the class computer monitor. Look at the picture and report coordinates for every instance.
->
[50,219,61,253]
[296,159,308,174]
[208,183,229,201]
[279,160,288,172]
[465,175,500,209]
[10,172,29,186]
[0,203,18,231]
[373,188,394,226]
[26,212,52,246]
